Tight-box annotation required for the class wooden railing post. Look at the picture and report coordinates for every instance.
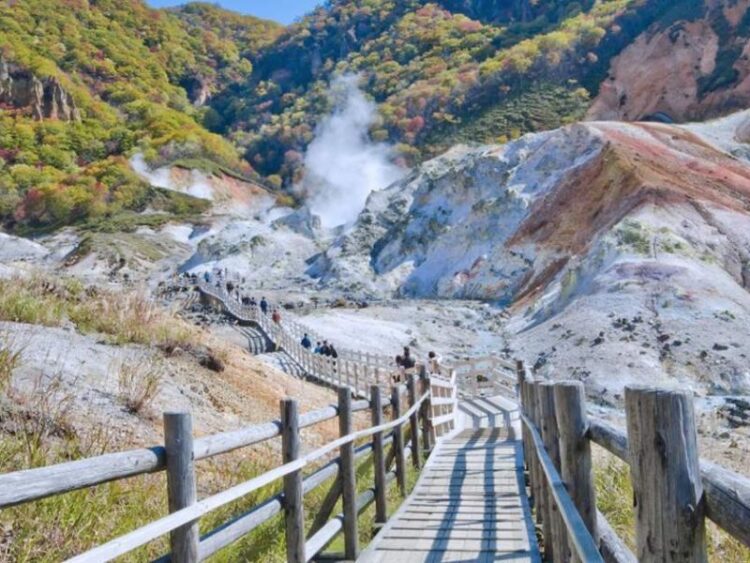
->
[520,379,536,508]
[538,382,569,561]
[281,399,305,563]
[517,364,531,481]
[530,381,554,558]
[338,387,359,559]
[164,412,199,563]
[625,387,707,562]
[391,385,407,496]
[419,366,433,455]
[554,381,599,561]
[407,373,421,469]
[371,385,388,524]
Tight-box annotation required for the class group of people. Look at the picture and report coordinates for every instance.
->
[300,333,339,358]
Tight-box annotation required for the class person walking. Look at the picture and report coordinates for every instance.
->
[260,297,268,315]
[401,346,416,369]
[301,333,312,349]
[272,309,281,324]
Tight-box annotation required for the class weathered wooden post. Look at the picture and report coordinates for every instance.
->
[338,387,359,559]
[517,364,531,476]
[371,385,388,524]
[625,387,707,563]
[391,385,407,496]
[530,381,554,559]
[419,366,434,456]
[407,373,421,469]
[521,379,538,514]
[281,399,305,563]
[554,381,599,561]
[526,382,543,518]
[539,382,569,561]
[164,412,199,563]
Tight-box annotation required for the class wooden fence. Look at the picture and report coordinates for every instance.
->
[0,370,458,562]
[516,363,750,562]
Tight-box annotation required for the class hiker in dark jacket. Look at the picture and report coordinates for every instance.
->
[321,340,332,356]
[401,346,416,369]
[301,333,312,349]
[329,344,338,359]
[260,297,268,314]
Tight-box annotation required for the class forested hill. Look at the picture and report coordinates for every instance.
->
[2,0,750,232]
[0,1,280,231]
[207,0,705,185]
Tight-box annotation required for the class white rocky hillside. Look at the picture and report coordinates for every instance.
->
[312,114,750,399]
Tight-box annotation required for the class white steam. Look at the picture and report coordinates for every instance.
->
[130,154,214,201]
[304,74,404,229]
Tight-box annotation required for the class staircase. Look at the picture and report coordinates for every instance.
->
[255,350,309,379]
[234,325,274,355]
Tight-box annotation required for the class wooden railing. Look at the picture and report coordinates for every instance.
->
[516,364,750,561]
[195,280,397,397]
[447,354,517,398]
[0,371,459,562]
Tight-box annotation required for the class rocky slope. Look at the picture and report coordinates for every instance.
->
[314,113,750,397]
[587,0,750,123]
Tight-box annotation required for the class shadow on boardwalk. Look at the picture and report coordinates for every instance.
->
[359,398,540,562]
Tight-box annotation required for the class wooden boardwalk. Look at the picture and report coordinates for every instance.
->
[359,398,540,563]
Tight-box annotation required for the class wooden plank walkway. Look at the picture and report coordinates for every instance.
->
[359,398,540,563]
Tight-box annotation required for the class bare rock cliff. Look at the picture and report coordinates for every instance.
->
[0,57,80,121]
[588,0,750,123]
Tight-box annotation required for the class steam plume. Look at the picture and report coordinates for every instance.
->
[304,74,404,229]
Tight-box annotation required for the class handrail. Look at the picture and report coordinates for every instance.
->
[588,416,750,548]
[517,364,750,559]
[66,392,430,563]
[0,396,372,508]
[521,413,604,562]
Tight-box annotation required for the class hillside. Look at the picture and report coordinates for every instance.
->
[0,0,280,232]
[313,113,750,398]
[3,0,750,232]
[209,0,750,187]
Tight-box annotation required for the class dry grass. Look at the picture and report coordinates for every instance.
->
[0,332,22,394]
[117,358,163,416]
[0,274,198,349]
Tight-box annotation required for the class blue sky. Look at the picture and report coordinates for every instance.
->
[146,1,323,24]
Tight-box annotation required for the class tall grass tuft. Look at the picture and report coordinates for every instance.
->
[0,332,22,393]
[117,358,163,416]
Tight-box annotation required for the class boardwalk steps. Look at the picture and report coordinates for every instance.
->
[234,325,274,355]
[360,398,540,563]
